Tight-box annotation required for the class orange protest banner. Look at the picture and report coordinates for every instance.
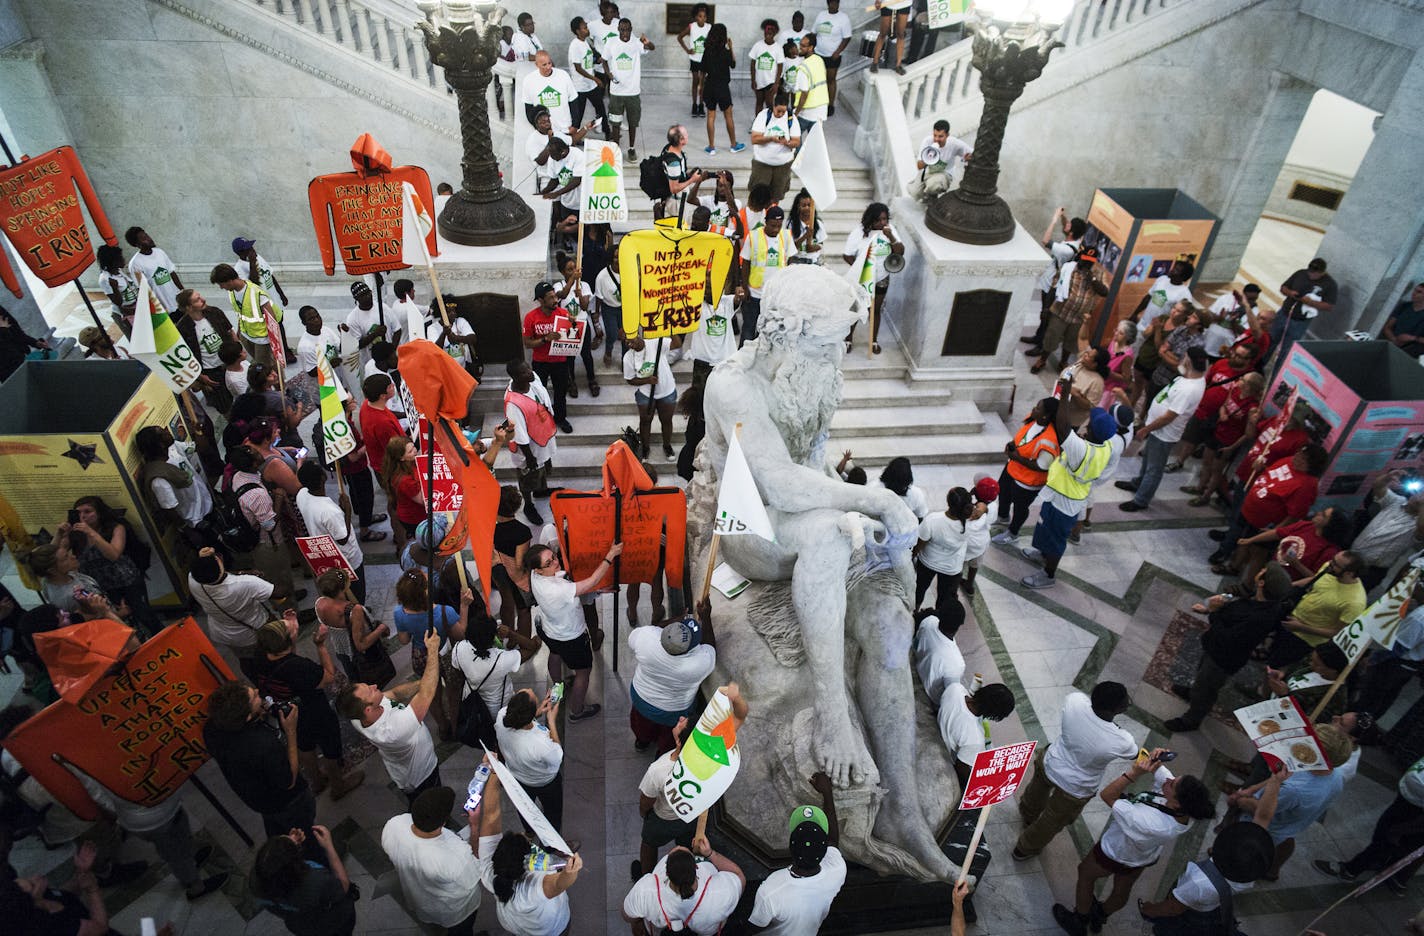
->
[308,133,439,276]
[1,618,231,819]
[0,145,117,287]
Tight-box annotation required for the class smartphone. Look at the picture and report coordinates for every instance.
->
[295,447,309,460]
[67,508,81,524]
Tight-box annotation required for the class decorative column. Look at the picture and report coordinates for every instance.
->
[924,9,1065,245]
[417,1,535,246]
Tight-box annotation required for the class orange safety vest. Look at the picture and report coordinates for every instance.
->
[1006,420,1060,488]
[503,388,558,450]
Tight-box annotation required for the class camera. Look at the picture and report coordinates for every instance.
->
[68,509,81,524]
[265,695,294,717]
[1404,474,1423,495]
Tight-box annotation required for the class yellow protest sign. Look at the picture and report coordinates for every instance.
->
[617,228,734,338]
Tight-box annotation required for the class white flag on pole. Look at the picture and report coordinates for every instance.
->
[791,121,837,209]
[714,433,774,539]
[400,181,434,267]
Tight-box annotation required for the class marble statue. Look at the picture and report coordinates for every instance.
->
[687,265,957,880]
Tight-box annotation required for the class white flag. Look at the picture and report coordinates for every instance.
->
[582,139,628,223]
[714,433,774,539]
[128,274,202,393]
[791,121,837,209]
[400,181,434,266]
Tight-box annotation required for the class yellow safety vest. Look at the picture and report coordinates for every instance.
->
[1045,438,1112,501]
[230,282,279,340]
[748,228,793,288]
[800,54,829,111]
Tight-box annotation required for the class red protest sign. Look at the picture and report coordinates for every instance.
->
[1,619,230,819]
[296,534,357,581]
[265,305,287,376]
[416,451,465,514]
[549,314,586,358]
[0,146,117,287]
[958,741,1037,811]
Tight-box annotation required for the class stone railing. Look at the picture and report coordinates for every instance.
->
[238,0,518,158]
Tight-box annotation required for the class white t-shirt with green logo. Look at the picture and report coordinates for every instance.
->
[750,110,798,166]
[127,247,181,313]
[567,37,599,92]
[192,316,224,370]
[603,37,647,97]
[748,40,785,90]
[688,295,737,365]
[591,18,621,53]
[685,22,711,61]
[521,66,577,135]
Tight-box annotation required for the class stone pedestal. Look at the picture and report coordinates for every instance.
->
[883,197,1048,415]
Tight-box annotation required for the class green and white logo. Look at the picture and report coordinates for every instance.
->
[539,86,562,107]
[756,51,776,71]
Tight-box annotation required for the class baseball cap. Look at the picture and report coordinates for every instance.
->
[660,617,701,655]
[788,804,829,865]
[1086,407,1117,443]
[765,206,785,220]
[973,476,999,503]
[350,281,371,297]
[417,515,449,550]
[1110,402,1134,430]
[231,236,256,253]
[534,281,557,300]
[1211,822,1275,883]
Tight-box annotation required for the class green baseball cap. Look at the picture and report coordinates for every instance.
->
[788,804,828,836]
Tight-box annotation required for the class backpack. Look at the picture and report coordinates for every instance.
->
[214,478,264,554]
[638,145,673,200]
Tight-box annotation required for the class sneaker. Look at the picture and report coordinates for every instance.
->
[1114,480,1138,492]
[991,531,1017,546]
[1010,847,1034,862]
[1164,461,1184,473]
[558,418,574,434]
[186,873,228,900]
[870,62,880,73]
[569,703,603,722]
[961,579,976,597]
[691,104,700,116]
[704,145,717,155]
[523,504,544,525]
[1119,501,1147,512]
[97,860,148,888]
[1020,545,1043,562]
[1312,860,1358,881]
[1052,903,1087,936]
[194,845,214,868]
[626,147,637,162]
[1021,571,1056,589]
[828,104,836,117]
[663,443,675,460]
[1067,529,1081,544]
[1087,898,1108,933]
[567,383,579,398]
[1180,484,1203,495]
[731,142,747,153]
[1164,717,1199,733]
[894,64,907,75]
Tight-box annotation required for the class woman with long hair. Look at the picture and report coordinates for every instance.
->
[842,202,904,355]
[392,567,472,739]
[699,23,743,154]
[313,568,389,680]
[492,486,535,636]
[251,826,357,935]
[912,487,975,632]
[381,435,426,548]
[62,496,156,635]
[452,614,541,742]
[555,251,600,398]
[788,189,826,264]
[878,456,929,520]
[21,542,102,616]
[96,244,138,336]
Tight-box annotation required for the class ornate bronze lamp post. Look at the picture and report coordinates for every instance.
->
[925,0,1073,245]
[417,0,535,246]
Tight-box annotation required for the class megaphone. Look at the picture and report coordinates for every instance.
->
[884,253,906,274]
[919,144,943,166]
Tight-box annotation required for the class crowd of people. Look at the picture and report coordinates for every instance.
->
[1,5,1423,933]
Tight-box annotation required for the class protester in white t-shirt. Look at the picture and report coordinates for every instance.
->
[1053,749,1218,934]
[381,785,483,932]
[510,12,543,61]
[748,19,786,111]
[1013,683,1138,860]
[686,292,738,380]
[936,681,1016,786]
[339,629,442,806]
[124,226,184,312]
[495,688,567,828]
[1131,261,1196,332]
[474,757,580,936]
[453,616,540,719]
[914,487,975,625]
[1119,346,1207,511]
[604,21,655,160]
[749,774,848,936]
[749,95,801,203]
[628,602,717,753]
[913,611,966,706]
[525,541,622,720]
[294,307,341,377]
[624,845,745,936]
[188,547,271,676]
[522,51,580,137]
[624,335,678,460]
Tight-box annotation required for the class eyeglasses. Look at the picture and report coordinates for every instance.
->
[540,556,558,569]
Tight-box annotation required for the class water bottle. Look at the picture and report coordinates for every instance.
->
[549,681,565,705]
[526,847,568,873]
[464,763,492,811]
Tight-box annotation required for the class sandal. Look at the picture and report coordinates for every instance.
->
[590,382,601,397]
[359,529,388,542]
[369,512,388,524]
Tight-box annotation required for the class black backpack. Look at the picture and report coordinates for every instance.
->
[214,479,264,554]
[638,145,673,200]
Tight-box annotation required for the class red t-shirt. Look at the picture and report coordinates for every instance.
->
[1241,457,1319,529]
[1235,415,1309,484]
[359,402,407,469]
[1271,518,1340,571]
[392,472,426,525]
[523,306,561,363]
[1212,383,1258,447]
[1192,360,1249,420]
[1235,329,1270,367]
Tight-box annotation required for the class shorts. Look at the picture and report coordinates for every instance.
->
[1031,501,1078,558]
[880,4,911,16]
[689,59,705,73]
[701,82,733,111]
[641,810,696,848]
[1133,360,1155,379]
[825,54,843,70]
[609,94,641,129]
[1180,415,1215,447]
[1090,841,1148,876]
[635,387,678,407]
[537,624,594,671]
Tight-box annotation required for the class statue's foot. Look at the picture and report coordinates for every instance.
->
[872,794,956,880]
[813,716,878,789]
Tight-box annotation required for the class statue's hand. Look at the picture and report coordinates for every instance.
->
[872,491,919,538]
